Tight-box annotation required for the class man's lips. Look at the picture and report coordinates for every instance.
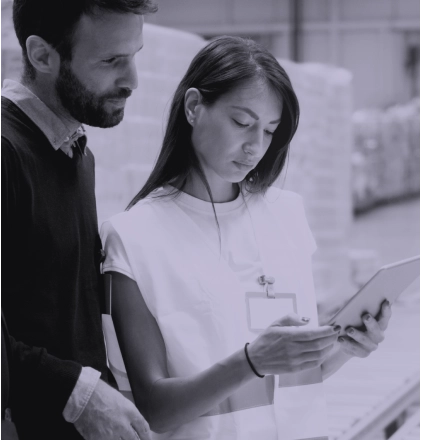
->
[107,98,127,106]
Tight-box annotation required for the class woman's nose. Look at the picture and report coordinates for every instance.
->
[243,130,265,156]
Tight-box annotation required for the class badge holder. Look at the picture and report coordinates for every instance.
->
[245,275,297,333]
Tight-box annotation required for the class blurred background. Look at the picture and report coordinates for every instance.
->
[2,0,420,439]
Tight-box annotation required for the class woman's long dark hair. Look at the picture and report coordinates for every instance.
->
[127,35,300,209]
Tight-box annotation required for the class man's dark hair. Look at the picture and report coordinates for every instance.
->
[13,0,158,81]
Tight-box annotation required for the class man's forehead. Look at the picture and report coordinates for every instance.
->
[72,11,144,57]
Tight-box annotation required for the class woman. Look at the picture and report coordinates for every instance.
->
[101,36,391,439]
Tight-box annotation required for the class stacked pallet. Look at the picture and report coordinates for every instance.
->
[275,60,354,308]
[1,0,25,82]
[352,99,420,212]
[352,109,383,210]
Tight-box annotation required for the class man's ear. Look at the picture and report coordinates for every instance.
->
[25,36,60,75]
[184,88,203,127]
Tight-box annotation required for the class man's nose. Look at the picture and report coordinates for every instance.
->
[118,59,138,91]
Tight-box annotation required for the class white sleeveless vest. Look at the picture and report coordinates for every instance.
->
[104,187,329,440]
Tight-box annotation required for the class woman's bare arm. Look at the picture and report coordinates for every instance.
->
[110,271,255,433]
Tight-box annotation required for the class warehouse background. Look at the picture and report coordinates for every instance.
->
[148,0,420,109]
[1,1,420,439]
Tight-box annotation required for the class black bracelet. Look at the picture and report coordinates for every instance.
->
[244,343,264,378]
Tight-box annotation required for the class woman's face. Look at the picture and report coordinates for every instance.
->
[190,79,283,189]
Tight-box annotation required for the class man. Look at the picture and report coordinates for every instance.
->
[2,0,157,438]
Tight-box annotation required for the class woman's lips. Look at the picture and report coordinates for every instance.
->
[233,161,255,171]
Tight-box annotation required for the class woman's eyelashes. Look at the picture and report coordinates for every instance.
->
[232,119,249,128]
[232,119,274,137]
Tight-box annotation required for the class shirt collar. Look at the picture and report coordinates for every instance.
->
[1,79,85,153]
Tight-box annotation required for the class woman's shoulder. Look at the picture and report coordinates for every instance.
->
[102,188,174,235]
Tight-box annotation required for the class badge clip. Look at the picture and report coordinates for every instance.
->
[258,275,276,299]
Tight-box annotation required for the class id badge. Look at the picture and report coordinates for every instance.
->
[245,291,297,333]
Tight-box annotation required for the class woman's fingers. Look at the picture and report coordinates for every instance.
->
[360,313,385,344]
[278,337,337,372]
[270,313,311,327]
[295,360,324,372]
[346,326,379,349]
[297,332,340,351]
[300,343,336,363]
[359,300,391,343]
[376,300,392,331]
[337,301,392,359]
[251,321,340,375]
[338,335,372,358]
[289,325,339,342]
[276,345,335,374]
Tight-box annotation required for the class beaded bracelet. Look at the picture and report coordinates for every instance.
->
[244,343,264,378]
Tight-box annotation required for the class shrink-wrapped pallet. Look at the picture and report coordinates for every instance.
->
[352,109,383,210]
[274,61,354,303]
[405,98,420,195]
[351,99,420,210]
[378,106,411,200]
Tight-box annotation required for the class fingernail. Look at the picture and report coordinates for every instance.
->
[333,325,341,332]
[301,317,311,323]
[385,300,390,307]
[364,314,371,322]
[347,328,355,335]
[338,337,345,343]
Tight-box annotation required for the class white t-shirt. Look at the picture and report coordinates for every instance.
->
[102,186,316,293]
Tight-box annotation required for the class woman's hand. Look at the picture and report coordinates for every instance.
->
[337,300,392,358]
[247,313,340,376]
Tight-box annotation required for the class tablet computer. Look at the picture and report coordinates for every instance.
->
[328,255,420,335]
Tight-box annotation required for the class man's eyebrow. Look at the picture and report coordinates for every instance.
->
[101,44,144,59]
[230,106,280,124]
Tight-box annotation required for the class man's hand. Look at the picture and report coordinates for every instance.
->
[74,379,151,440]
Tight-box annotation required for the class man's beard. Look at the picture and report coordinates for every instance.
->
[55,60,132,128]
